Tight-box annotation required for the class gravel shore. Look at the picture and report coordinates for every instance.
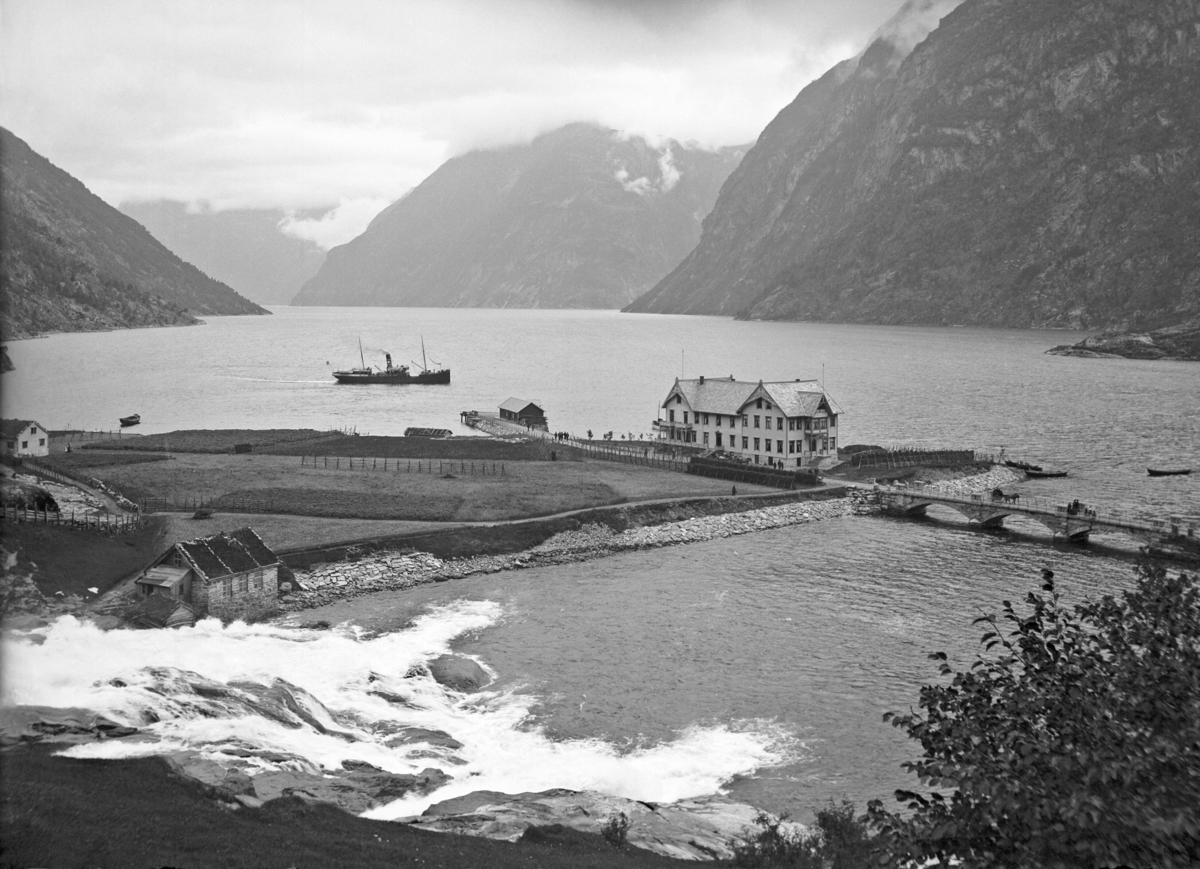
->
[281,491,872,611]
[280,468,1020,612]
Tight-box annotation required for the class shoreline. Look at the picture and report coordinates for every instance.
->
[282,491,872,612]
[281,466,1024,613]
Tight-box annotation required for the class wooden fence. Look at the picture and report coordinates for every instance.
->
[1,505,144,534]
[686,456,822,489]
[850,448,978,469]
[562,440,691,472]
[298,456,507,475]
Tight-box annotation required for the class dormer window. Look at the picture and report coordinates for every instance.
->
[676,395,682,404]
[756,399,762,409]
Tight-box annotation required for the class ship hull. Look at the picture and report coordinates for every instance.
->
[332,369,451,385]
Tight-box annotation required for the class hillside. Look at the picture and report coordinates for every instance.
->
[293,124,744,309]
[0,128,267,339]
[627,0,1200,331]
[119,201,326,306]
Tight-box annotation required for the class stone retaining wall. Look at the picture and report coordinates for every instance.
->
[282,491,875,611]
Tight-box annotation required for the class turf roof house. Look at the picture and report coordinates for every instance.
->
[1,419,50,457]
[655,376,843,467]
[135,527,282,619]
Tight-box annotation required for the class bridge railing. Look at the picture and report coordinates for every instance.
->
[876,483,1196,537]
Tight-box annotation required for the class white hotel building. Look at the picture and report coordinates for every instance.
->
[653,376,842,467]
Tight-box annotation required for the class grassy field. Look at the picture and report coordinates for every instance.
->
[1,517,169,600]
[81,429,334,454]
[43,451,170,471]
[155,513,457,554]
[86,453,770,522]
[79,429,555,460]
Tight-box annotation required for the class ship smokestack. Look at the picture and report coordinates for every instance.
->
[385,353,392,370]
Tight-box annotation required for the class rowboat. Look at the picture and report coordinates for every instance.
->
[1147,468,1191,477]
[1025,468,1068,478]
[119,414,141,427]
[1004,459,1043,472]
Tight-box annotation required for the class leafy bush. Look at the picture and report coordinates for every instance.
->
[600,811,630,848]
[730,811,821,868]
[869,563,1200,868]
[730,803,874,869]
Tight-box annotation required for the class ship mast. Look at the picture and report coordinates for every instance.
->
[421,336,427,372]
[358,336,365,369]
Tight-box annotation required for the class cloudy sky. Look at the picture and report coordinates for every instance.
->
[3,0,916,247]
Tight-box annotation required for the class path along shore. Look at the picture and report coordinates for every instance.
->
[281,467,1024,612]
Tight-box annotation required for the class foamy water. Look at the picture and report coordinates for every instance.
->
[1,603,793,817]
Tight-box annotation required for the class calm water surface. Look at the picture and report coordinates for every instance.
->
[4,309,1197,822]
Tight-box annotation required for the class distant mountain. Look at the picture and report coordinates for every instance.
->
[293,124,745,309]
[118,201,327,306]
[0,128,266,340]
[627,0,1200,331]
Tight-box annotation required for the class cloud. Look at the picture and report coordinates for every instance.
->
[1,0,906,212]
[615,146,683,197]
[278,198,392,250]
[868,0,964,61]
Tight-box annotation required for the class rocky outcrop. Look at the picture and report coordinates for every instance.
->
[1047,318,1200,360]
[0,705,139,747]
[163,751,449,814]
[0,127,267,339]
[410,789,793,861]
[293,123,745,309]
[427,654,491,693]
[627,0,1200,332]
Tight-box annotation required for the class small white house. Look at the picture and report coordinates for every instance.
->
[654,376,843,467]
[1,419,50,457]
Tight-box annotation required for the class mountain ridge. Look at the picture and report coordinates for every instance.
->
[1,127,267,339]
[626,0,1200,331]
[293,123,746,309]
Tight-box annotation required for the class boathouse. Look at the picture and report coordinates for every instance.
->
[135,527,281,620]
[1,419,50,457]
[654,376,842,467]
[498,398,548,430]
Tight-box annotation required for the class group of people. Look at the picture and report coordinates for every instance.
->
[1065,499,1096,518]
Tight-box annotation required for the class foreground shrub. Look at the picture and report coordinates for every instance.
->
[869,563,1200,868]
[730,802,874,868]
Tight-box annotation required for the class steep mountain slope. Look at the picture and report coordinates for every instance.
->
[293,124,745,309]
[119,201,326,306]
[627,0,1200,331]
[0,128,266,339]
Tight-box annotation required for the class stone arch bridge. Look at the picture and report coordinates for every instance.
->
[874,484,1198,557]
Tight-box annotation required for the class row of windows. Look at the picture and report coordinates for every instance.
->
[7,437,47,450]
[669,409,837,431]
[220,570,266,596]
[696,433,838,454]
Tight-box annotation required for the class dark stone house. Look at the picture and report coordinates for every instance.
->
[135,527,281,621]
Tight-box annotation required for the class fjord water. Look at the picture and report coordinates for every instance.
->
[3,308,1197,822]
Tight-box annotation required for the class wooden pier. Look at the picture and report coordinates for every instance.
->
[875,483,1198,555]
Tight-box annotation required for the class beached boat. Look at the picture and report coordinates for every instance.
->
[119,414,141,427]
[1026,468,1068,478]
[1004,459,1043,472]
[1147,467,1191,477]
[332,338,450,385]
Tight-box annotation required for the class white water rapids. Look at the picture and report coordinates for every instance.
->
[1,604,793,819]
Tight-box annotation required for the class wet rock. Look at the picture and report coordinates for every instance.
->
[250,765,450,814]
[381,726,464,751]
[428,654,490,692]
[410,789,780,861]
[0,705,139,747]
